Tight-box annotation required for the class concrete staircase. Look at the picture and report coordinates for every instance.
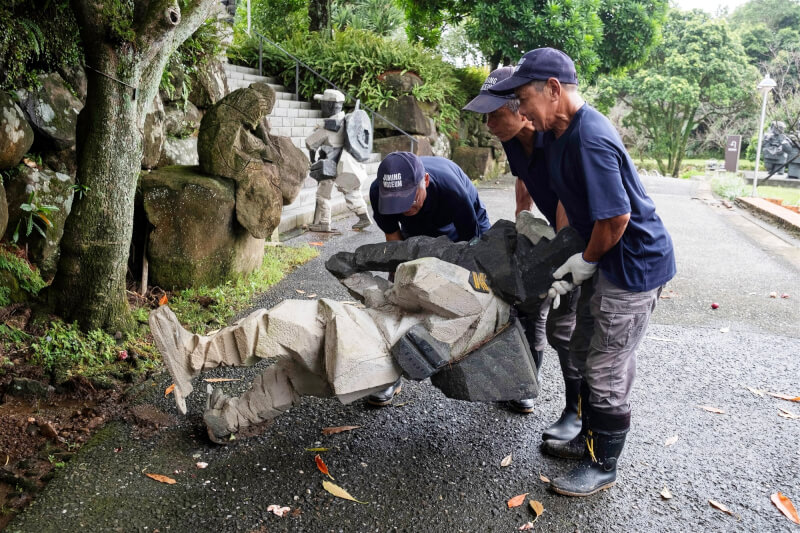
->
[222,63,382,233]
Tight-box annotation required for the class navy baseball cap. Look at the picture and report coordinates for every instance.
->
[462,66,516,113]
[376,152,425,214]
[489,48,578,95]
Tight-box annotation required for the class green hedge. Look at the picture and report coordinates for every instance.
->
[231,29,475,136]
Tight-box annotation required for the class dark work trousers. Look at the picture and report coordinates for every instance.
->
[517,289,579,375]
[569,271,662,432]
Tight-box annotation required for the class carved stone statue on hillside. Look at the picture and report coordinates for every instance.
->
[762,121,799,175]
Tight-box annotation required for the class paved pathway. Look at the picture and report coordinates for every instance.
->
[8,175,800,533]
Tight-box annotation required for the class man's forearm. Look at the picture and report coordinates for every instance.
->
[555,201,569,231]
[583,213,630,263]
[385,231,403,242]
[515,179,534,216]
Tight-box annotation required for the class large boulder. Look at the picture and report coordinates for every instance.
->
[198,83,307,238]
[378,70,423,95]
[159,63,188,104]
[142,94,166,169]
[158,136,199,167]
[141,166,265,289]
[0,181,7,237]
[0,92,35,169]
[16,72,82,151]
[3,166,75,280]
[57,65,88,103]
[452,146,501,181]
[374,95,434,137]
[189,58,229,109]
[164,101,203,138]
[41,147,78,177]
[373,135,433,158]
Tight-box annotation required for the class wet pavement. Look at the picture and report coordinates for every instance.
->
[8,174,800,533]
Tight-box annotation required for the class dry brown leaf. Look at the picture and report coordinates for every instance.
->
[295,289,306,294]
[500,453,512,467]
[322,480,368,504]
[778,408,800,419]
[22,157,38,169]
[315,454,334,480]
[698,405,725,414]
[307,293,317,298]
[203,378,242,383]
[746,386,765,397]
[771,492,800,525]
[767,391,800,402]
[709,499,734,516]
[305,447,329,452]
[164,383,175,397]
[309,242,324,246]
[322,425,361,436]
[145,473,176,485]
[661,487,673,500]
[158,294,168,306]
[664,435,679,447]
[529,500,544,517]
[507,493,528,508]
[539,473,550,483]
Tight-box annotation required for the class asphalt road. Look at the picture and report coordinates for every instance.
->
[8,174,800,533]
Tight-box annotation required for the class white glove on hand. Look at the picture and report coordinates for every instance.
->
[547,253,598,309]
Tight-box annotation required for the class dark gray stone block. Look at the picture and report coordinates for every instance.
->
[392,324,452,381]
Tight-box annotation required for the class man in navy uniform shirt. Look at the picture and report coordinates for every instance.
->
[491,48,676,497]
[365,151,491,405]
[463,67,582,434]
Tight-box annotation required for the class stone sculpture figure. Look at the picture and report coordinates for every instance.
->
[150,215,583,443]
[305,89,373,232]
[762,121,799,176]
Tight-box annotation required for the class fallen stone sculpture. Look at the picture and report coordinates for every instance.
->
[150,214,582,442]
[151,256,521,443]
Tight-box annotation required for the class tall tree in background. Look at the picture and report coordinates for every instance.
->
[51,0,217,331]
[597,10,757,176]
[308,0,332,33]
[399,0,666,81]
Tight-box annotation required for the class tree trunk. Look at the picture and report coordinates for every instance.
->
[51,0,215,331]
[308,0,331,34]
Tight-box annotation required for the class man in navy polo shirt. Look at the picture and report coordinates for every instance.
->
[464,67,582,431]
[365,151,491,405]
[491,48,676,497]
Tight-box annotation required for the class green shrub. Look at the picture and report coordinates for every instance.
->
[0,245,46,306]
[29,320,117,383]
[160,17,226,101]
[231,29,468,136]
[0,1,82,91]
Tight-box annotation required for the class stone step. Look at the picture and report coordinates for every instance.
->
[224,70,279,84]
[227,79,286,93]
[222,64,263,76]
[268,116,324,128]
[268,107,323,119]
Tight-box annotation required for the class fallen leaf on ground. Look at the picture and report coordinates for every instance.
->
[322,425,360,436]
[196,462,208,469]
[771,492,800,525]
[315,454,334,480]
[539,473,550,483]
[518,522,535,530]
[507,493,528,508]
[661,487,673,500]
[781,293,790,299]
[306,293,317,298]
[322,480,368,504]
[767,391,800,402]
[305,447,329,452]
[309,242,324,246]
[295,289,306,294]
[529,500,544,518]
[203,378,242,383]
[267,504,291,517]
[500,453,512,467]
[709,499,734,516]
[145,473,176,484]
[159,294,169,306]
[22,157,38,168]
[746,386,765,397]
[770,291,778,298]
[698,405,725,414]
[164,384,175,397]
[778,408,800,419]
[664,435,679,447]
[719,327,730,333]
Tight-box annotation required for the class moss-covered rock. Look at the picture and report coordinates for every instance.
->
[1,91,35,170]
[15,72,82,151]
[141,166,265,289]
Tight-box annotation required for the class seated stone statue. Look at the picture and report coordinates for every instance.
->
[150,214,583,443]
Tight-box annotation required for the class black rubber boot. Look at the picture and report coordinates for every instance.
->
[542,377,582,441]
[366,379,402,406]
[541,382,589,459]
[549,429,628,497]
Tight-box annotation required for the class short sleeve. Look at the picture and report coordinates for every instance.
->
[578,137,631,221]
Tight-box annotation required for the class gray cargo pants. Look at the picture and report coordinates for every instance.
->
[570,271,662,432]
[518,289,578,375]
